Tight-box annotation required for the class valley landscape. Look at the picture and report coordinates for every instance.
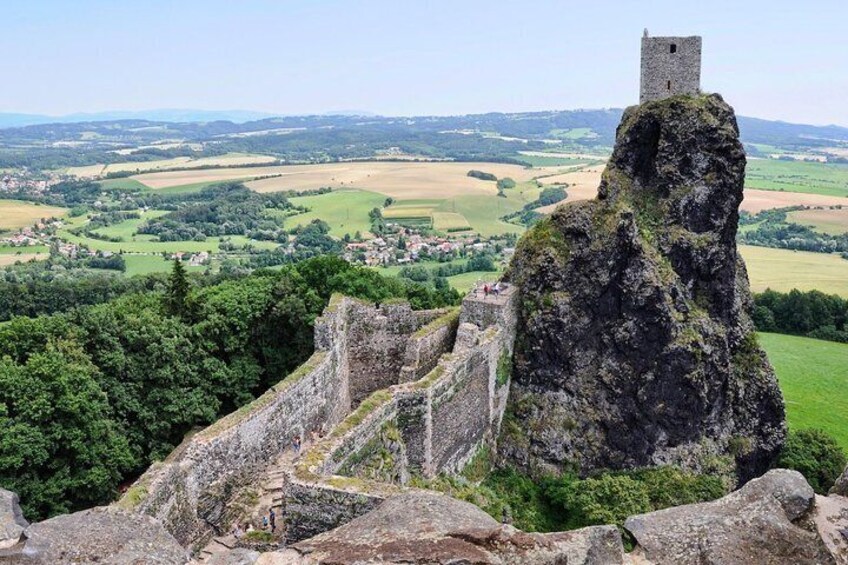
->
[0,3,847,564]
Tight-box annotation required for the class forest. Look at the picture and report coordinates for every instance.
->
[0,256,459,520]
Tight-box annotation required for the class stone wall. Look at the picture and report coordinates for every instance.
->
[285,286,518,541]
[640,34,701,103]
[117,295,448,550]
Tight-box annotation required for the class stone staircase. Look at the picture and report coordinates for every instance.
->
[192,442,310,563]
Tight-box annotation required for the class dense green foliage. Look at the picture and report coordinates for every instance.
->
[467,170,498,182]
[0,255,457,520]
[777,429,846,494]
[739,207,848,253]
[419,465,726,534]
[501,185,568,226]
[137,183,298,241]
[753,288,847,343]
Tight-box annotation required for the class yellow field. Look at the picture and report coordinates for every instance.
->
[0,253,44,266]
[786,207,848,235]
[66,153,277,178]
[432,212,471,231]
[132,162,564,198]
[0,200,67,231]
[383,205,438,219]
[740,245,848,296]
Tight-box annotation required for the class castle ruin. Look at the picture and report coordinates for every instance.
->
[640,30,701,103]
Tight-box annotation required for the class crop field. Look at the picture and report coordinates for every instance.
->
[786,206,848,235]
[0,253,44,266]
[432,212,471,232]
[123,254,206,277]
[287,189,387,237]
[66,153,277,178]
[0,199,67,231]
[759,333,848,451]
[135,161,560,197]
[745,159,848,197]
[739,245,848,296]
[97,178,150,191]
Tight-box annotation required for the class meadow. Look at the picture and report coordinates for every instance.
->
[739,245,848,296]
[745,159,848,197]
[0,199,67,231]
[759,333,848,452]
[786,206,848,235]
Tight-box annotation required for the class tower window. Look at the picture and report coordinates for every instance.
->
[667,80,672,90]
[670,43,677,54]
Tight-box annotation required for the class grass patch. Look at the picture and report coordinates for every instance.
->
[288,189,388,238]
[739,245,848,297]
[759,332,848,451]
[0,199,67,231]
[745,159,848,197]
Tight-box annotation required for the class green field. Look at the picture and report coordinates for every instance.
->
[436,194,527,237]
[445,270,503,292]
[288,189,387,238]
[740,245,848,297]
[123,254,206,277]
[759,333,848,451]
[786,207,848,235]
[57,213,278,255]
[97,178,150,191]
[745,159,848,197]
[516,155,593,167]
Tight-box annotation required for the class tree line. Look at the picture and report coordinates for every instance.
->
[752,288,847,343]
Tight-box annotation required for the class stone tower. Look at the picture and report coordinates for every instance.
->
[640,30,701,103]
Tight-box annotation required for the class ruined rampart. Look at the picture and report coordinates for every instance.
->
[285,286,518,541]
[117,296,451,549]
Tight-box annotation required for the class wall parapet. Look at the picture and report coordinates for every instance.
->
[285,285,518,541]
[117,295,450,549]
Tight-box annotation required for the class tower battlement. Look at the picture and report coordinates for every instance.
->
[640,31,701,103]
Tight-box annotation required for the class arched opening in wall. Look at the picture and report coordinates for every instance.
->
[667,80,672,91]
[670,43,677,53]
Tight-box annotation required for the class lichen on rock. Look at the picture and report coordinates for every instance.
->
[504,94,786,483]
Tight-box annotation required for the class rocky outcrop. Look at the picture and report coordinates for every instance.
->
[832,465,848,497]
[4,505,187,564]
[217,491,625,564]
[0,488,28,550]
[505,94,785,482]
[625,469,836,564]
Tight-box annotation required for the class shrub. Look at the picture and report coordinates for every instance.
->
[777,428,846,494]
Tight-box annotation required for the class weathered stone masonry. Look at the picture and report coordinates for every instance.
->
[285,286,518,541]
[117,296,451,549]
[640,32,701,103]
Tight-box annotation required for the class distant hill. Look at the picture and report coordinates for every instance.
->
[0,109,277,128]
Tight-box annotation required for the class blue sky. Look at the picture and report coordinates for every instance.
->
[2,0,846,125]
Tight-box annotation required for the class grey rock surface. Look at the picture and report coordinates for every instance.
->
[17,505,187,564]
[0,488,28,550]
[504,94,786,482]
[625,469,835,564]
[287,491,625,564]
[832,464,848,497]
[207,548,261,565]
[813,494,848,563]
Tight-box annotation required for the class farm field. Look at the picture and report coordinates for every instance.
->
[134,161,561,197]
[123,254,206,277]
[288,189,387,238]
[57,213,279,255]
[745,159,848,197]
[66,153,277,178]
[739,245,848,296]
[0,199,67,231]
[759,333,848,452]
[786,206,848,235]
[0,252,44,266]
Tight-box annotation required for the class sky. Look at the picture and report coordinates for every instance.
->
[1,0,846,126]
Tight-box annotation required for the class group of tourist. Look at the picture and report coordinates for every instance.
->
[475,280,505,299]
[232,507,278,539]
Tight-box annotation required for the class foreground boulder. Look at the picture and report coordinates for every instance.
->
[832,464,848,497]
[7,505,187,564]
[0,488,28,550]
[226,491,625,564]
[625,469,836,564]
[504,94,785,481]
